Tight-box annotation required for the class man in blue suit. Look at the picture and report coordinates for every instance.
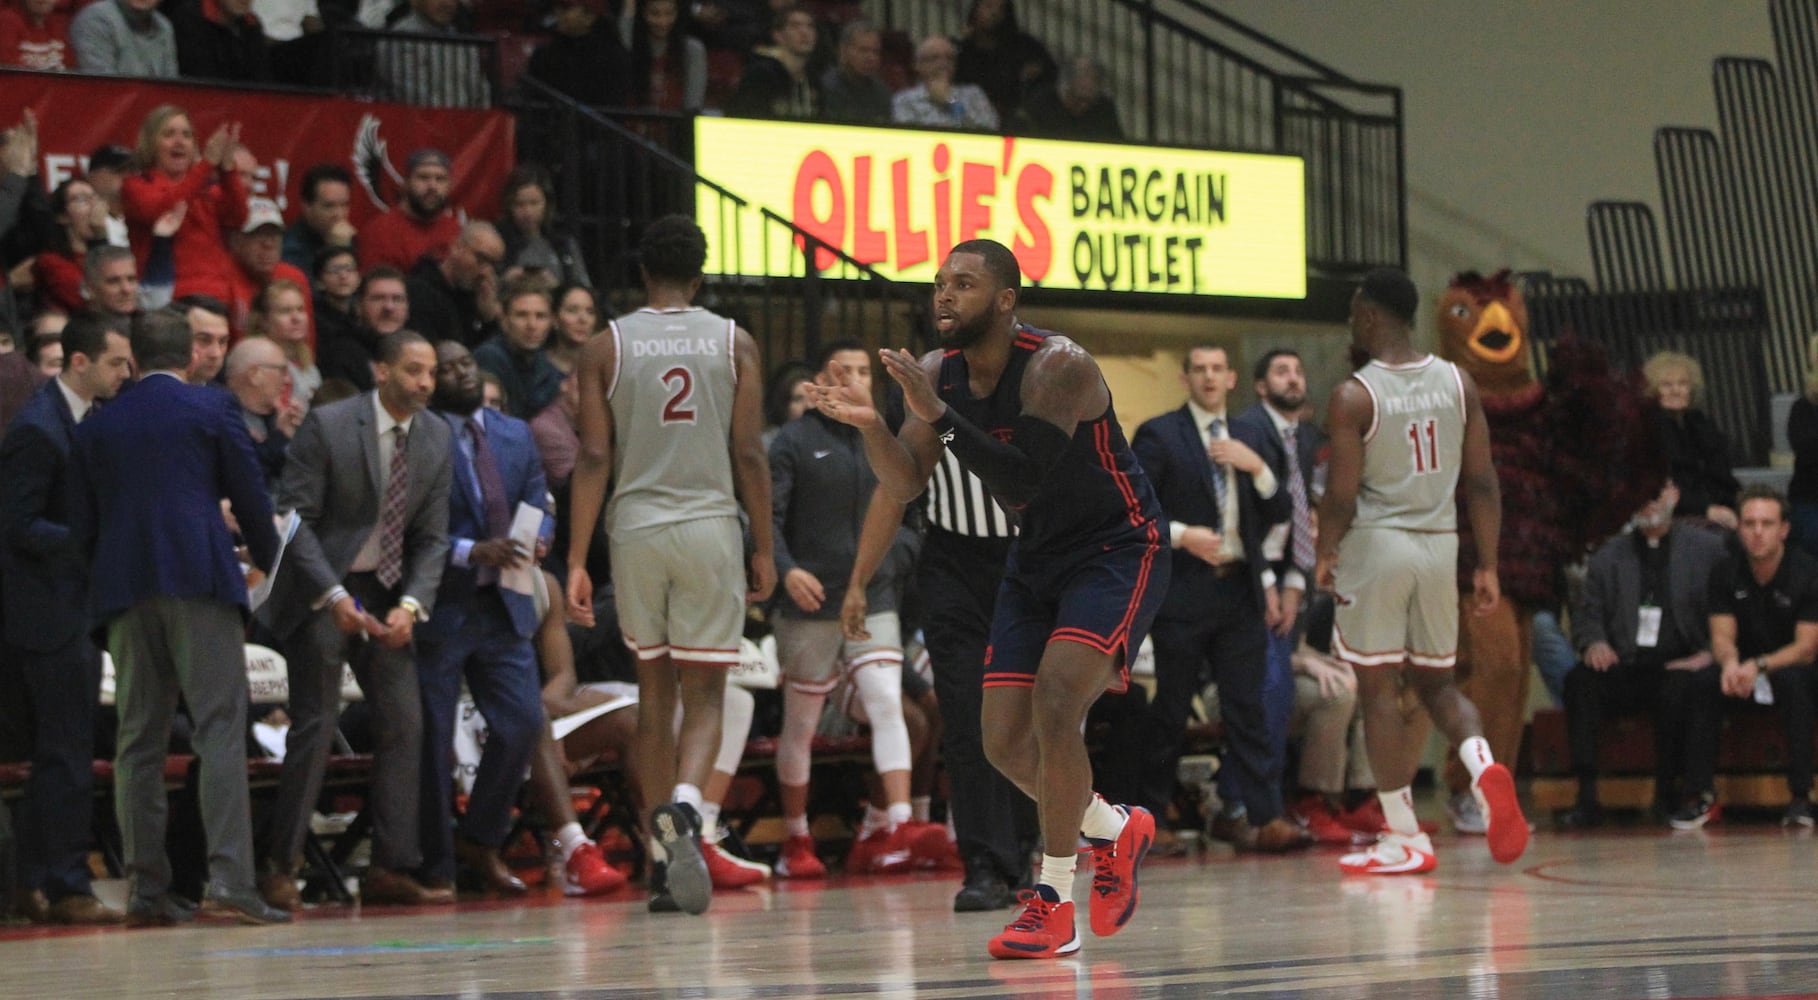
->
[1121,345,1308,852]
[417,339,552,894]
[68,308,287,925]
[0,314,133,925]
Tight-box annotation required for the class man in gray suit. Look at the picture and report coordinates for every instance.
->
[260,330,455,909]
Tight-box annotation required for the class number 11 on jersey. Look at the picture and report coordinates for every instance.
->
[1407,417,1439,474]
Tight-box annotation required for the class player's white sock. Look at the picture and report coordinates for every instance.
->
[911,796,931,823]
[647,835,668,865]
[1459,736,1494,782]
[784,814,811,838]
[887,801,913,829]
[553,822,588,862]
[1079,794,1126,842]
[1038,853,1077,897]
[672,783,704,813]
[1379,787,1421,836]
[857,804,890,839]
[698,802,722,843]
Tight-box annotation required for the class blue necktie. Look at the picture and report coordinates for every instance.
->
[1207,418,1229,517]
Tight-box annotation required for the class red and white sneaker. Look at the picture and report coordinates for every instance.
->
[846,826,914,874]
[703,841,770,888]
[1472,763,1530,864]
[1086,804,1153,938]
[1339,832,1437,875]
[775,834,828,879]
[987,885,1080,960]
[1291,795,1362,845]
[564,841,628,896]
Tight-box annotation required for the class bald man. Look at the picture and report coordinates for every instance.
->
[225,337,302,489]
[406,221,504,348]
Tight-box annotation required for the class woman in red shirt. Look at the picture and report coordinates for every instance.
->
[120,104,247,303]
[0,0,71,70]
[32,176,102,315]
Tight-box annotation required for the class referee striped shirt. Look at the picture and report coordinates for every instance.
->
[925,451,1016,538]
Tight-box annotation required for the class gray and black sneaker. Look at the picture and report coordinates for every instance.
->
[647,862,680,913]
[1668,792,1720,830]
[652,803,710,915]
[1783,799,1815,829]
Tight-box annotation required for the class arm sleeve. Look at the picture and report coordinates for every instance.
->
[931,408,1069,510]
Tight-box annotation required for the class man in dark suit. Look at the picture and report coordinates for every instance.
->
[68,308,286,926]
[262,330,454,909]
[1234,348,1335,829]
[416,339,551,894]
[0,314,133,925]
[1122,344,1308,852]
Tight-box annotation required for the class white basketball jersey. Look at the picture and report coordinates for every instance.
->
[1351,355,1466,532]
[605,306,740,533]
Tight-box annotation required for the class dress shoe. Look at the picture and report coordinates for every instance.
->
[1208,808,1256,848]
[11,888,49,924]
[455,837,528,896]
[362,867,455,906]
[1242,816,1316,853]
[953,867,1016,912]
[125,893,197,928]
[1148,827,1193,858]
[259,862,302,911]
[48,893,125,926]
[199,883,292,925]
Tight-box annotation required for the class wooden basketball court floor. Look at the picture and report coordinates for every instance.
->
[6,822,1818,1000]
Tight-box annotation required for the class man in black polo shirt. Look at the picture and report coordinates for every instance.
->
[1692,485,1818,828]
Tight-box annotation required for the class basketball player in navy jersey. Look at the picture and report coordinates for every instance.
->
[808,239,1166,960]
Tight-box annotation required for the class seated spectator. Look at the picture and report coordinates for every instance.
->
[0,0,72,70]
[527,0,630,108]
[224,197,313,342]
[120,105,247,302]
[359,147,460,272]
[317,262,405,393]
[892,35,998,131]
[223,335,299,489]
[70,0,176,76]
[479,368,505,411]
[82,144,134,249]
[1705,485,1818,829]
[1282,592,1378,844]
[472,282,561,419]
[80,244,139,328]
[1645,350,1739,529]
[818,19,889,125]
[172,0,271,82]
[1789,335,1818,556]
[378,0,490,108]
[761,358,811,449]
[531,370,578,489]
[405,220,501,346]
[955,0,1052,123]
[252,0,328,85]
[31,177,103,315]
[1015,53,1123,141]
[623,0,705,112]
[176,292,230,383]
[280,163,356,276]
[1558,480,1725,830]
[727,5,820,120]
[248,277,318,406]
[309,244,358,349]
[497,165,590,290]
[686,0,763,54]
[544,282,596,376]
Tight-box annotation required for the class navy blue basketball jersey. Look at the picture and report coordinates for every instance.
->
[935,325,1163,559]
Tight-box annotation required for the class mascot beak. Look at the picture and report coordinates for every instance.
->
[1470,301,1524,364]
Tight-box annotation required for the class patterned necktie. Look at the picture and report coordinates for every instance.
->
[1207,418,1229,517]
[467,416,511,540]
[376,424,409,589]
[1283,425,1317,573]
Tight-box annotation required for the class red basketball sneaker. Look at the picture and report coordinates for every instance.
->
[703,841,770,888]
[563,841,628,897]
[1086,804,1153,937]
[1338,832,1437,875]
[1472,763,1529,864]
[775,834,827,879]
[987,885,1080,960]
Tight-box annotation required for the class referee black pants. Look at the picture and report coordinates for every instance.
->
[918,528,1037,884]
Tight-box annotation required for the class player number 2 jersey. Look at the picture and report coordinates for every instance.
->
[1351,355,1466,532]
[605,306,740,533]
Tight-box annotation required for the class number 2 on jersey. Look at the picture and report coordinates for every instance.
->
[1407,418,1440,474]
[661,365,697,424]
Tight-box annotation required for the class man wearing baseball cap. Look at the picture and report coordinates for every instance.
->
[360,147,462,273]
[225,197,314,342]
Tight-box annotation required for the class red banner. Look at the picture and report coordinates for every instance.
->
[0,71,515,226]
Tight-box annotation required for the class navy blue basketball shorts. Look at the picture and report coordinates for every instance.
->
[982,535,1169,695]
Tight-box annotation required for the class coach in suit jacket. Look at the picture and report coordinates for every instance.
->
[1120,345,1304,851]
[69,308,285,925]
[0,315,133,924]
[262,330,454,909]
[415,340,551,893]
[1233,348,1329,813]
